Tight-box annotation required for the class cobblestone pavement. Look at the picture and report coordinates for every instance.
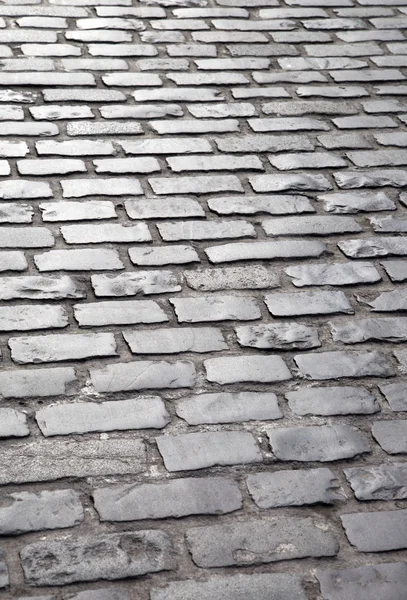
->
[0,0,407,597]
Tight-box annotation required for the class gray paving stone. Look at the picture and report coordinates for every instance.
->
[0,180,52,199]
[167,154,262,172]
[170,295,260,322]
[150,118,239,135]
[339,237,407,258]
[30,105,93,120]
[125,197,204,219]
[295,350,394,380]
[341,509,407,552]
[0,251,28,272]
[317,563,407,600]
[188,103,256,118]
[43,89,125,102]
[205,355,291,384]
[215,134,314,153]
[193,31,268,42]
[62,178,143,197]
[102,73,162,87]
[150,573,307,600]
[89,43,157,57]
[0,408,29,438]
[0,275,84,300]
[363,289,407,312]
[0,141,29,157]
[132,88,223,102]
[158,220,255,241]
[208,195,314,215]
[379,381,407,411]
[93,477,242,521]
[0,227,54,248]
[120,138,211,155]
[247,468,342,508]
[17,159,86,176]
[265,291,353,317]
[20,531,175,585]
[298,87,368,100]
[65,590,129,600]
[345,463,407,501]
[40,201,116,222]
[253,71,327,84]
[0,366,77,399]
[331,317,407,344]
[156,431,262,472]
[167,72,249,86]
[61,223,151,244]
[370,216,407,233]
[0,72,95,86]
[0,490,83,535]
[236,323,320,350]
[317,132,371,149]
[22,43,82,56]
[375,131,407,146]
[36,140,114,156]
[67,121,143,136]
[74,300,167,327]
[381,260,407,282]
[34,249,124,271]
[0,438,146,484]
[90,360,195,392]
[185,265,280,291]
[317,191,395,213]
[286,386,379,416]
[372,421,407,454]
[100,105,182,120]
[250,173,331,193]
[186,517,338,567]
[268,425,370,461]
[167,44,217,57]
[286,262,381,287]
[334,169,407,189]
[263,216,361,236]
[0,305,68,331]
[331,69,405,83]
[36,397,170,436]
[124,327,226,354]
[305,42,383,56]
[176,391,282,424]
[91,271,181,297]
[77,17,145,30]
[9,332,117,364]
[0,550,7,589]
[66,30,132,42]
[249,117,330,132]
[206,240,326,263]
[129,245,199,266]
[269,152,346,170]
[233,86,290,99]
[150,175,243,195]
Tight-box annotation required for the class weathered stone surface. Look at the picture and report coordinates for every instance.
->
[185,266,280,291]
[36,397,170,436]
[158,220,255,241]
[247,468,343,508]
[186,517,339,567]
[286,386,379,416]
[318,191,395,213]
[91,271,181,296]
[0,251,27,272]
[156,431,262,471]
[9,332,117,364]
[176,392,282,424]
[250,173,331,192]
[236,323,320,349]
[0,549,8,589]
[263,216,361,236]
[0,275,83,300]
[93,477,242,521]
[0,305,67,331]
[34,249,124,271]
[269,424,370,462]
[171,295,260,322]
[360,289,407,312]
[205,355,291,384]
[345,463,407,501]
[74,300,167,326]
[61,223,151,244]
[286,262,381,287]
[379,381,407,411]
[206,240,326,263]
[150,573,307,600]
[0,490,83,535]
[0,367,77,399]
[0,203,33,223]
[331,317,407,343]
[208,194,314,215]
[124,327,227,354]
[21,531,175,586]
[295,350,394,379]
[341,510,407,552]
[372,420,407,454]
[265,291,353,316]
[339,237,407,258]
[125,197,204,219]
[0,408,29,438]
[90,360,195,392]
[129,245,199,266]
[0,438,146,484]
[317,563,407,600]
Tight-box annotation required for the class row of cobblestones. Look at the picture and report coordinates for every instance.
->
[0,0,407,598]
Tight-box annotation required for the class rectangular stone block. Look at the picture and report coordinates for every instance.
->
[0,305,67,331]
[91,271,181,297]
[74,300,167,326]
[156,431,262,472]
[93,477,242,521]
[0,275,84,300]
[0,437,146,484]
[170,295,260,322]
[341,509,407,552]
[0,367,77,399]
[90,360,196,392]
[20,531,175,586]
[294,350,395,379]
[204,355,292,384]
[186,517,338,567]
[124,327,227,354]
[345,463,407,501]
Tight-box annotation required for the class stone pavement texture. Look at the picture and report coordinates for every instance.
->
[0,0,407,597]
